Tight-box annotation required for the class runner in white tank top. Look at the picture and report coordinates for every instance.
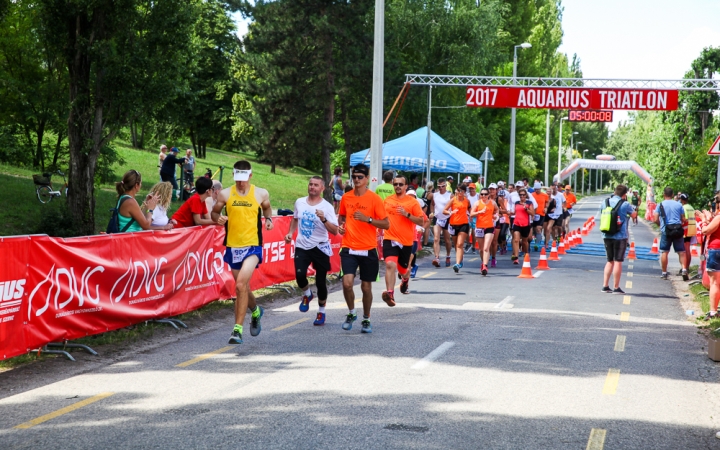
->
[431,178,453,267]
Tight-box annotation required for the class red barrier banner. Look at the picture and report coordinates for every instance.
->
[0,216,341,361]
[465,86,679,111]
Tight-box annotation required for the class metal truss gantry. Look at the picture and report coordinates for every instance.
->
[404,74,720,91]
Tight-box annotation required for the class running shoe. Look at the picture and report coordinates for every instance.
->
[382,291,396,306]
[681,269,689,281]
[481,264,488,276]
[445,256,451,267]
[612,287,626,295]
[313,312,325,326]
[533,244,539,252]
[342,313,357,330]
[471,248,476,254]
[228,329,243,345]
[490,259,496,268]
[410,266,419,278]
[660,272,669,280]
[400,278,409,294]
[299,292,313,312]
[464,243,472,253]
[703,312,718,321]
[250,306,264,336]
[601,286,612,293]
[453,263,460,273]
[432,258,440,267]
[511,255,518,262]
[513,260,519,265]
[361,319,372,333]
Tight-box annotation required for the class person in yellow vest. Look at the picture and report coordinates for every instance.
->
[679,193,696,271]
[212,160,274,345]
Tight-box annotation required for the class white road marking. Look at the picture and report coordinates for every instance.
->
[494,296,515,309]
[533,271,544,278]
[412,341,455,369]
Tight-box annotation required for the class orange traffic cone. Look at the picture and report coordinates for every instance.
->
[576,228,584,244]
[627,241,637,259]
[649,238,659,254]
[475,238,480,249]
[558,239,567,255]
[517,253,534,278]
[570,231,577,248]
[692,244,699,257]
[548,241,560,261]
[581,223,589,236]
[536,247,551,270]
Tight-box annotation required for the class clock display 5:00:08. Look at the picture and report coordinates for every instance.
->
[568,110,613,122]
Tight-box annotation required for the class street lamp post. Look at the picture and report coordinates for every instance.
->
[573,141,582,191]
[509,42,531,184]
[582,149,588,195]
[557,116,568,184]
[368,0,385,190]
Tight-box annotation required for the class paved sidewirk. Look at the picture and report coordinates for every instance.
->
[0,195,719,449]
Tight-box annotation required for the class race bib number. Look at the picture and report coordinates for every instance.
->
[448,225,455,235]
[474,228,485,238]
[318,242,333,257]
[231,247,251,264]
[534,214,540,221]
[499,217,506,224]
[349,249,368,257]
[391,240,402,248]
[436,218,447,228]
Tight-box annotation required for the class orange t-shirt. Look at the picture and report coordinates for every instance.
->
[565,192,577,210]
[338,189,387,250]
[533,191,549,216]
[473,200,495,229]
[448,197,470,226]
[384,195,424,246]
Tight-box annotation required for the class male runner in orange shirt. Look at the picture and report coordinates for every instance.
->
[382,176,427,305]
[531,182,549,250]
[337,164,390,333]
[563,185,578,237]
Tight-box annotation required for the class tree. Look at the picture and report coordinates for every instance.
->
[37,0,198,234]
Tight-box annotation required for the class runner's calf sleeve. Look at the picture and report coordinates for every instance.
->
[315,266,328,300]
[385,256,399,267]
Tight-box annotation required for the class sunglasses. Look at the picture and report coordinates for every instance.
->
[480,193,489,196]
[519,194,527,197]
[351,174,366,180]
[393,183,405,186]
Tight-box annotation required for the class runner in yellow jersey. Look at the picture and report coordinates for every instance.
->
[212,160,274,345]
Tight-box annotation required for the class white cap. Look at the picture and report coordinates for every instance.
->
[497,181,505,186]
[488,183,498,189]
[407,189,417,197]
[533,181,542,189]
[515,181,524,187]
[233,169,251,181]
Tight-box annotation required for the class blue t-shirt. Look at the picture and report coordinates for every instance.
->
[601,196,635,240]
[658,199,685,234]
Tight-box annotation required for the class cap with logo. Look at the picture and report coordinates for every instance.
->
[497,181,505,187]
[515,181,524,188]
[233,169,252,181]
[488,183,498,189]
[169,147,179,153]
[468,183,476,189]
[407,189,417,197]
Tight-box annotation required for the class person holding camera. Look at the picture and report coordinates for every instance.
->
[653,186,688,280]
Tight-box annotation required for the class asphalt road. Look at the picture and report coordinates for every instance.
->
[1,194,719,449]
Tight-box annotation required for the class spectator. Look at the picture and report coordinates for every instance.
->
[409,174,419,191]
[183,148,196,187]
[375,170,395,200]
[158,145,167,179]
[699,208,720,319]
[147,181,174,230]
[653,186,688,280]
[446,175,454,191]
[679,193,696,271]
[171,177,226,228]
[115,170,158,232]
[331,166,344,213]
[160,147,187,196]
[601,184,637,294]
[205,180,224,215]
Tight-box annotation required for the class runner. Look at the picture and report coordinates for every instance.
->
[212,160,273,345]
[431,177,453,267]
[508,181,537,257]
[470,187,498,275]
[406,189,429,278]
[382,176,426,304]
[488,183,504,267]
[531,182,549,251]
[337,164,390,333]
[563,185,577,236]
[545,184,566,249]
[511,188,535,263]
[443,183,471,273]
[284,176,339,326]
[465,183,480,254]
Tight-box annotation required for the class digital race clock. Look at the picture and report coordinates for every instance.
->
[568,110,613,122]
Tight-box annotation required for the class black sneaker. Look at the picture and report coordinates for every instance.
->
[601,286,612,293]
[250,306,264,336]
[361,319,372,333]
[703,312,717,321]
[228,329,243,345]
[681,269,689,281]
[612,287,625,295]
[400,278,409,294]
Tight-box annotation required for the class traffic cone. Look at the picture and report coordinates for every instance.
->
[576,228,584,244]
[568,231,576,248]
[517,253,534,278]
[536,247,551,270]
[548,241,560,261]
[581,223,589,236]
[692,244,699,257]
[558,239,567,255]
[649,238,659,254]
[627,241,637,259]
[475,238,480,250]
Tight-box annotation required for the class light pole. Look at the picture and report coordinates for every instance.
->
[368,0,385,190]
[509,42,531,184]
[581,149,588,195]
[573,141,582,191]
[570,131,579,161]
[557,116,568,184]
[544,109,550,186]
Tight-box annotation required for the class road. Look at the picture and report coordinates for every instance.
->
[1,194,719,449]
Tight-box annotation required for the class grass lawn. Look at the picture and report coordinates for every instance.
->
[0,143,316,236]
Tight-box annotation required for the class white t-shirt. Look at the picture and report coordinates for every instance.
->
[467,193,480,211]
[293,197,338,250]
[433,191,452,220]
[549,192,566,219]
[508,191,537,215]
[151,204,169,226]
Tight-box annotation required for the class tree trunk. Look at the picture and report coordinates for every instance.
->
[339,93,351,169]
[139,122,145,149]
[270,162,276,174]
[52,129,64,168]
[201,142,207,159]
[130,119,138,147]
[190,129,198,154]
[34,120,46,171]
[320,31,335,203]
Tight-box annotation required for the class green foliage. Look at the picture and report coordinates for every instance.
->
[33,201,79,237]
[95,145,126,185]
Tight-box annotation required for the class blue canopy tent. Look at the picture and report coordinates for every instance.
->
[349,127,482,174]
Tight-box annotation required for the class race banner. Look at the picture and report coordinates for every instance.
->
[0,216,342,361]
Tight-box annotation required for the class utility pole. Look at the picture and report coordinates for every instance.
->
[368,0,385,190]
[544,110,550,186]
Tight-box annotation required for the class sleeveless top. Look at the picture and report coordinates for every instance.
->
[332,176,344,197]
[225,185,262,248]
[449,197,470,226]
[433,191,452,220]
[475,200,495,229]
[514,201,532,227]
[118,195,143,232]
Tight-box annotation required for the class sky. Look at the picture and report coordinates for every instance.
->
[558,0,720,130]
[232,1,720,131]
